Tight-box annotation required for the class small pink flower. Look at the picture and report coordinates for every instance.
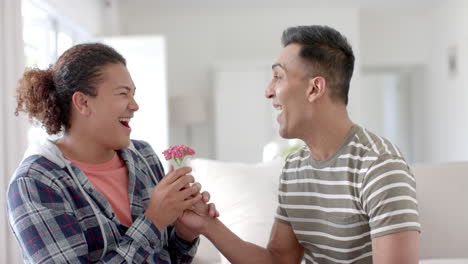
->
[162,144,196,168]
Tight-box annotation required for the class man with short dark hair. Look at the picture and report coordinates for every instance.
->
[181,25,420,264]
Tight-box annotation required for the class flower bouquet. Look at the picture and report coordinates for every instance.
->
[162,144,196,169]
[162,145,209,216]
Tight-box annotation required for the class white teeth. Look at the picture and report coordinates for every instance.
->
[119,118,131,122]
[276,106,283,111]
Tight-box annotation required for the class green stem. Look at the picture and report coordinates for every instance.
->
[175,158,184,168]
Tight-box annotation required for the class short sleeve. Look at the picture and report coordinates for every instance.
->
[275,168,291,225]
[360,155,421,238]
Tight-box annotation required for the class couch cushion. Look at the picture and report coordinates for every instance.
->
[413,162,468,259]
[190,158,284,263]
[419,259,468,264]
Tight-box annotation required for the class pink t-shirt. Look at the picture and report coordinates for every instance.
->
[67,153,133,226]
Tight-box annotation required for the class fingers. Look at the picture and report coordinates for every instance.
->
[201,191,210,203]
[207,203,219,217]
[165,167,192,184]
[173,174,195,191]
[183,193,202,209]
[179,182,201,199]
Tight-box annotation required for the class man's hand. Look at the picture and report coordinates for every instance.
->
[191,190,219,217]
[144,166,203,230]
[175,190,219,242]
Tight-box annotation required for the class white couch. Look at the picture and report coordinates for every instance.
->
[190,159,468,264]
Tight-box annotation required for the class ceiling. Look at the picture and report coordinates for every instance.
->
[119,0,460,12]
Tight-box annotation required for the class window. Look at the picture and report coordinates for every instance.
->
[22,1,55,69]
[22,0,92,145]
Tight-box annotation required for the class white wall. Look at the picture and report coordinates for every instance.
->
[359,9,431,160]
[213,64,272,163]
[360,9,430,67]
[119,2,361,159]
[33,0,104,35]
[424,6,468,162]
[360,4,468,163]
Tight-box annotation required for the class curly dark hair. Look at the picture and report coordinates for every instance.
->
[15,43,126,134]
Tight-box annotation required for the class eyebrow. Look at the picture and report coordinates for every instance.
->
[272,63,286,72]
[114,86,136,92]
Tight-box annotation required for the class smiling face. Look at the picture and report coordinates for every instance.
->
[265,43,314,139]
[85,63,139,149]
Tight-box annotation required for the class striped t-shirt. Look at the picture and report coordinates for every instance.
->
[275,125,420,264]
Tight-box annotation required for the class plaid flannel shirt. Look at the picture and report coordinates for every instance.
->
[7,139,198,263]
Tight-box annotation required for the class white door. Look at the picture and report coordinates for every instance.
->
[361,71,413,163]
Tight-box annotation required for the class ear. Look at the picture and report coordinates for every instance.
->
[305,76,326,102]
[71,92,91,116]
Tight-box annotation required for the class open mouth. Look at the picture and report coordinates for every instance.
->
[119,117,131,128]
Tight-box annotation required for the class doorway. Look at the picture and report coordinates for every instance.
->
[361,66,426,164]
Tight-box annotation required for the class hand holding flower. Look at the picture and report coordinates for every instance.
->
[162,145,219,242]
[163,145,214,217]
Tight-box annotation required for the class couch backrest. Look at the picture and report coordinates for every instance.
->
[412,161,468,259]
[191,158,284,263]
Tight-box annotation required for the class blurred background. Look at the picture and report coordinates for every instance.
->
[2,0,468,262]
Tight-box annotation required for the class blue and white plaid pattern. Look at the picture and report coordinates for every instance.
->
[7,140,198,263]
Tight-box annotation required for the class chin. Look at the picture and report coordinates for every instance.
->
[278,128,291,139]
[279,126,300,140]
[114,139,131,150]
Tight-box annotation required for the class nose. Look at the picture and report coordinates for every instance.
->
[265,80,275,99]
[129,95,139,111]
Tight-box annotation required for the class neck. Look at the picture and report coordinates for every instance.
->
[56,131,115,164]
[302,106,354,161]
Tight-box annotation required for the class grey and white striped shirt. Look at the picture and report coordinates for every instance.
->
[276,125,420,264]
